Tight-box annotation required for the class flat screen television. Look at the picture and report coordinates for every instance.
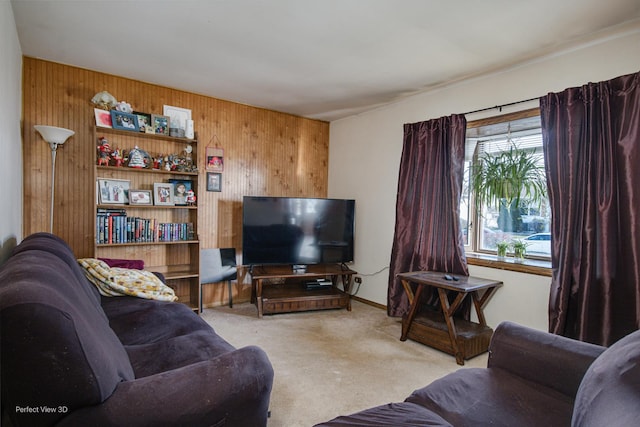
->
[242,196,355,266]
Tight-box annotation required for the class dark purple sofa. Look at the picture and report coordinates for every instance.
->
[0,233,274,426]
[317,321,640,427]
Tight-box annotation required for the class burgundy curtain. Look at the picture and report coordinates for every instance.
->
[387,114,469,317]
[541,71,640,346]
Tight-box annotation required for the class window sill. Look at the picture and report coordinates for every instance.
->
[466,252,552,277]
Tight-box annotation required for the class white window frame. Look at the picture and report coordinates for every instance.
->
[463,108,551,261]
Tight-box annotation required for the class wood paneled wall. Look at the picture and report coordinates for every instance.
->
[22,58,329,302]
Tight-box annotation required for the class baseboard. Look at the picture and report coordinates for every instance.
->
[352,296,386,311]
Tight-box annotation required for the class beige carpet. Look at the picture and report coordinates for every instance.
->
[200,301,488,427]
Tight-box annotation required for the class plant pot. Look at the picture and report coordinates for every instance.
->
[513,248,526,262]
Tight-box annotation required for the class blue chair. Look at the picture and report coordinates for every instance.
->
[200,248,238,311]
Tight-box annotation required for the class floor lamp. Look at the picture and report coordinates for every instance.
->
[34,125,75,233]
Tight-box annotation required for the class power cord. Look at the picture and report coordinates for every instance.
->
[348,265,390,296]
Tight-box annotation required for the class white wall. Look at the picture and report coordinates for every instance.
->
[329,21,640,331]
[0,2,23,264]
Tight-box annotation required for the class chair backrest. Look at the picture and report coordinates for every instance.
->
[220,248,237,269]
[200,248,237,283]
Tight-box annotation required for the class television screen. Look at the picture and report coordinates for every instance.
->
[242,196,355,266]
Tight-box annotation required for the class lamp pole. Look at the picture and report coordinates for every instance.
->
[34,125,75,233]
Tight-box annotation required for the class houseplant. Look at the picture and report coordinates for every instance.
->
[471,142,547,233]
[495,241,509,259]
[511,239,528,262]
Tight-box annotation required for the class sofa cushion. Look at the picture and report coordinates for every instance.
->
[0,249,134,426]
[11,232,103,312]
[315,402,453,426]
[488,320,604,399]
[99,257,145,269]
[572,328,640,427]
[125,329,236,378]
[101,296,212,345]
[405,367,574,427]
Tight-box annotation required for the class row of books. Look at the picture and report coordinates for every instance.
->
[96,209,195,244]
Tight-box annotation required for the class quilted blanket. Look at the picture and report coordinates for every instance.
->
[78,258,177,301]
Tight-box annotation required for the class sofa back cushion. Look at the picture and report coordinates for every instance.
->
[1,238,134,426]
[11,232,104,312]
[572,328,640,427]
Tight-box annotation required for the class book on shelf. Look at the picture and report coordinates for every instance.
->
[96,210,194,244]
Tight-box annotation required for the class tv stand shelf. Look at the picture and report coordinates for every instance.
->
[249,264,357,317]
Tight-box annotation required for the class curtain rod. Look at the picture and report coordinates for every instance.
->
[463,96,540,116]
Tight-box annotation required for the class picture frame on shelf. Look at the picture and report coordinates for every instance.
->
[110,110,140,132]
[206,172,222,192]
[97,178,130,204]
[163,105,191,132]
[151,114,170,135]
[206,147,224,172]
[129,189,153,205]
[133,112,152,133]
[154,182,175,206]
[168,179,192,206]
[94,108,112,128]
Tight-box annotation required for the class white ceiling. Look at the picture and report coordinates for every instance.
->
[10,0,640,121]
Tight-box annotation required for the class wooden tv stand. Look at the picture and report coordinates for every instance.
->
[249,264,357,317]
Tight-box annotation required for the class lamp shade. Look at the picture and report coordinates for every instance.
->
[34,125,75,145]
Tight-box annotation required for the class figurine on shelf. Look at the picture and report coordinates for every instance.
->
[91,91,117,110]
[115,101,133,114]
[127,146,149,169]
[111,149,124,167]
[153,155,162,170]
[97,137,111,166]
[186,189,196,206]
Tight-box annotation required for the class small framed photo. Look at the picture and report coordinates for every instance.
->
[206,147,224,172]
[129,189,153,205]
[168,179,192,206]
[154,182,175,206]
[207,172,222,192]
[151,114,170,135]
[133,112,152,133]
[94,108,112,128]
[110,110,140,132]
[97,178,130,204]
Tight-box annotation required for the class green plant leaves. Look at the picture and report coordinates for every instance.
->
[471,143,546,213]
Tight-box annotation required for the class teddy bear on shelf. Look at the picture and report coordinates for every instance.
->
[97,137,111,166]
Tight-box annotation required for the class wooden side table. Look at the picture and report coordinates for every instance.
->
[397,271,502,365]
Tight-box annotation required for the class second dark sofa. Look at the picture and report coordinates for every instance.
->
[317,320,640,427]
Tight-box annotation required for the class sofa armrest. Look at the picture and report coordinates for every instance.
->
[488,321,605,398]
[57,345,274,427]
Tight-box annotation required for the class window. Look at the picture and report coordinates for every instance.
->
[461,109,551,260]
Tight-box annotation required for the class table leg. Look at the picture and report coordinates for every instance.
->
[255,278,264,318]
[400,280,423,341]
[472,287,498,327]
[342,274,353,311]
[400,279,415,305]
[437,288,465,365]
